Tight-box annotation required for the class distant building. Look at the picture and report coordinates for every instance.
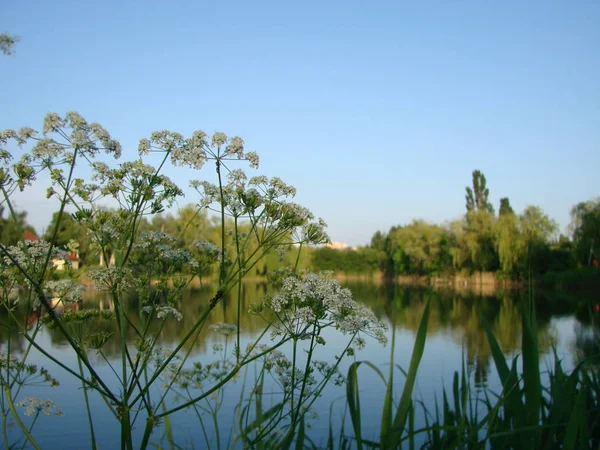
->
[52,251,80,270]
[23,231,39,242]
[325,240,349,250]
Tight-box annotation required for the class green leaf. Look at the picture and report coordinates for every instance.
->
[385,297,431,449]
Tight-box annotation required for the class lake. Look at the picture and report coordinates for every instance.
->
[2,281,598,449]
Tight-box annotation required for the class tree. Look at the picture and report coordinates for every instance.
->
[44,211,91,262]
[520,205,557,243]
[370,230,386,252]
[465,170,494,214]
[0,206,35,246]
[0,33,19,56]
[499,197,514,217]
[570,198,600,265]
[518,205,558,274]
[463,170,498,272]
[464,210,498,272]
[496,212,522,276]
[387,220,452,275]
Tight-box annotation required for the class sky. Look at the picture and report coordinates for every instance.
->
[1,0,599,246]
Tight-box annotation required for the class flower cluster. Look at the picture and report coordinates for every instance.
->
[92,160,183,214]
[1,112,122,198]
[210,322,238,337]
[142,305,183,321]
[249,271,387,346]
[43,279,85,306]
[161,357,237,392]
[138,130,259,171]
[2,241,60,289]
[0,353,60,387]
[17,397,63,417]
[192,174,329,246]
[133,231,196,269]
[87,267,133,292]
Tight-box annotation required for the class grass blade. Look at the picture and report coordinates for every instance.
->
[385,297,431,449]
[521,298,541,447]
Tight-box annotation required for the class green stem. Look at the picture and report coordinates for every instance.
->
[4,385,40,450]
[290,337,298,416]
[293,322,318,423]
[16,319,116,400]
[139,416,155,450]
[2,409,10,450]
[216,156,226,286]
[130,302,216,406]
[120,406,133,450]
[212,408,222,450]
[157,336,291,418]
[21,412,40,450]
[293,243,303,272]
[77,355,98,450]
[234,216,243,363]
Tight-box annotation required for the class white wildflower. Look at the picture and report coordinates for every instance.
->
[245,151,259,169]
[155,305,183,321]
[17,397,63,417]
[210,323,237,337]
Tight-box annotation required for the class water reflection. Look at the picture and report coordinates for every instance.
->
[2,282,598,381]
[2,281,600,449]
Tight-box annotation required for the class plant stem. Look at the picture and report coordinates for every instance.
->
[216,156,226,286]
[234,216,243,363]
[78,355,98,450]
[4,385,40,450]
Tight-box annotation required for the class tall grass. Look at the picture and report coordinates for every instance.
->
[341,295,600,449]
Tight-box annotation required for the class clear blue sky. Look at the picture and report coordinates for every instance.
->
[2,1,598,246]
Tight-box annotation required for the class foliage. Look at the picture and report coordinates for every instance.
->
[0,112,387,449]
[570,198,600,265]
[0,206,35,246]
[43,210,91,261]
[465,169,493,214]
[366,171,576,281]
[311,246,383,275]
[386,220,451,276]
[499,197,515,217]
[341,294,600,449]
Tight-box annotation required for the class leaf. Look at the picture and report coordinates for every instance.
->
[385,297,431,449]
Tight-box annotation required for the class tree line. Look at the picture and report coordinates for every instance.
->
[2,169,598,280]
[312,170,599,280]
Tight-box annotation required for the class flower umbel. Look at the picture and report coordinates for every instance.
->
[250,271,387,345]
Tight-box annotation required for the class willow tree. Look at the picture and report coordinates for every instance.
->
[496,211,522,276]
[570,198,600,265]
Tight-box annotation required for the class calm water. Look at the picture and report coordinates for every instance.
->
[2,282,599,448]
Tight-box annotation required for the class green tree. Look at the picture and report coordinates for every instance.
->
[499,197,515,216]
[570,198,600,265]
[370,230,386,251]
[518,205,558,274]
[464,209,498,272]
[447,218,471,271]
[0,206,35,246]
[496,211,522,276]
[465,170,494,213]
[44,210,92,262]
[462,170,498,272]
[387,220,451,275]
